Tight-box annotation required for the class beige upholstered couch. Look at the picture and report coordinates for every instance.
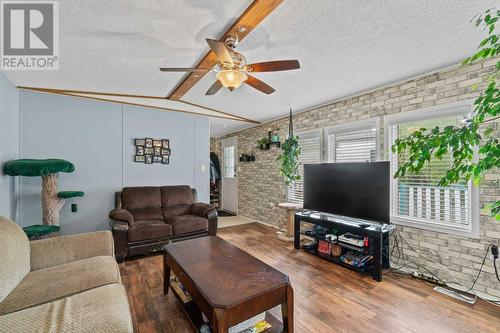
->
[0,217,133,332]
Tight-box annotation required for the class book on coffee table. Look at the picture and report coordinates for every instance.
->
[170,278,192,303]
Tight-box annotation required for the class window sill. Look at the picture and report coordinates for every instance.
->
[391,215,479,239]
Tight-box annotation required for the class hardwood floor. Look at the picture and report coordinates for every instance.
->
[119,222,500,333]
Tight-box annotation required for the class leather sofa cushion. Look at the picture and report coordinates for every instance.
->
[0,284,133,333]
[160,185,194,207]
[162,204,190,218]
[128,220,172,242]
[166,215,208,236]
[0,256,120,315]
[128,208,163,221]
[122,187,161,209]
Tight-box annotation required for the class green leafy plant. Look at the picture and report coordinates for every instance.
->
[257,137,270,149]
[277,136,301,186]
[392,8,500,220]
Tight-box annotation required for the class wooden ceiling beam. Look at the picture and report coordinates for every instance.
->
[167,0,284,100]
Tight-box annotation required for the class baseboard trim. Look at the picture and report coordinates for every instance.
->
[238,215,285,232]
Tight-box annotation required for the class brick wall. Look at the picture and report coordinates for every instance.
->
[211,59,500,297]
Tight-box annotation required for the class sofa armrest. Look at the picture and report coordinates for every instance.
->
[30,231,114,271]
[190,203,217,236]
[109,208,134,225]
[190,203,215,217]
[207,209,218,236]
[189,202,215,217]
[111,220,129,262]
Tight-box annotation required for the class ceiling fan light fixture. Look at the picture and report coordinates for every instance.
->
[216,69,247,90]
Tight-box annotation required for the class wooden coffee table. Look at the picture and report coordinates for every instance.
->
[163,236,293,333]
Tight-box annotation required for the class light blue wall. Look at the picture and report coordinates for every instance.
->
[0,74,19,221]
[19,91,210,234]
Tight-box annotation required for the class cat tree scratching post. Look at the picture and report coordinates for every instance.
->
[4,159,83,226]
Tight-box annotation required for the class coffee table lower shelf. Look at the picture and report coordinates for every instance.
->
[170,286,284,333]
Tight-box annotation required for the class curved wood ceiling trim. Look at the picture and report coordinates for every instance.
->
[17,86,166,99]
[178,99,260,124]
[17,87,255,123]
[17,86,259,123]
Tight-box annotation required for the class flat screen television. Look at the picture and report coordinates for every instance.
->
[303,162,390,223]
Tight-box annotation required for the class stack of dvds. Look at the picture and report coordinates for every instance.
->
[339,250,373,268]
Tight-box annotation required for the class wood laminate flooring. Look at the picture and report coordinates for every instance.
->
[119,222,500,333]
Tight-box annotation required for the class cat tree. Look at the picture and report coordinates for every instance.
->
[4,159,84,227]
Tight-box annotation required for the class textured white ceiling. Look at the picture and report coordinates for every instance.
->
[1,0,496,137]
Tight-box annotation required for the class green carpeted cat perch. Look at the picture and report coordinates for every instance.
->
[4,159,84,226]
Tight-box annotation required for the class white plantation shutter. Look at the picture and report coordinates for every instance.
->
[327,127,378,163]
[389,113,473,230]
[288,131,322,203]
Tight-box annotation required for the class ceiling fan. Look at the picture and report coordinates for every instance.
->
[160,35,300,95]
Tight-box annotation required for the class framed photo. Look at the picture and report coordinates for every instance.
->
[134,137,171,165]
[135,138,145,146]
[135,155,145,163]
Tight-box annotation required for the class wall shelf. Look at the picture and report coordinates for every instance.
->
[258,141,281,150]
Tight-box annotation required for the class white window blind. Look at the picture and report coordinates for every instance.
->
[390,113,472,229]
[327,127,377,163]
[288,131,322,203]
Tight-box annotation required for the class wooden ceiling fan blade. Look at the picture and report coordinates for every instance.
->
[246,60,300,72]
[160,68,209,72]
[205,80,223,95]
[244,76,275,94]
[206,39,233,65]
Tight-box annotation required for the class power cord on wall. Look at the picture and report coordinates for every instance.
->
[385,224,500,307]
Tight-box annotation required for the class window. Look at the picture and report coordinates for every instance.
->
[223,146,235,178]
[386,101,479,237]
[287,131,322,203]
[287,118,380,204]
[326,119,379,163]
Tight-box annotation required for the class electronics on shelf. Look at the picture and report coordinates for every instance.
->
[339,251,373,268]
[338,233,365,247]
[295,211,393,281]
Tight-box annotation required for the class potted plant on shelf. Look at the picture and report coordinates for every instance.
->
[271,131,280,143]
[257,137,270,150]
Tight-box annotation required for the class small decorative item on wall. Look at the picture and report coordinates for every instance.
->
[134,138,171,164]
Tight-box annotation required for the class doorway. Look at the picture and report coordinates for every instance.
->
[221,136,238,214]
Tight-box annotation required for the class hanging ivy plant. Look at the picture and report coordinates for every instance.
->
[277,136,301,186]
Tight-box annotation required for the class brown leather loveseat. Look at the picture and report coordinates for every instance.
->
[109,185,217,261]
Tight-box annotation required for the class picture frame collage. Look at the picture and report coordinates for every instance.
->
[134,138,171,164]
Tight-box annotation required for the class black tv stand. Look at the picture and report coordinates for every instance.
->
[294,211,393,281]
